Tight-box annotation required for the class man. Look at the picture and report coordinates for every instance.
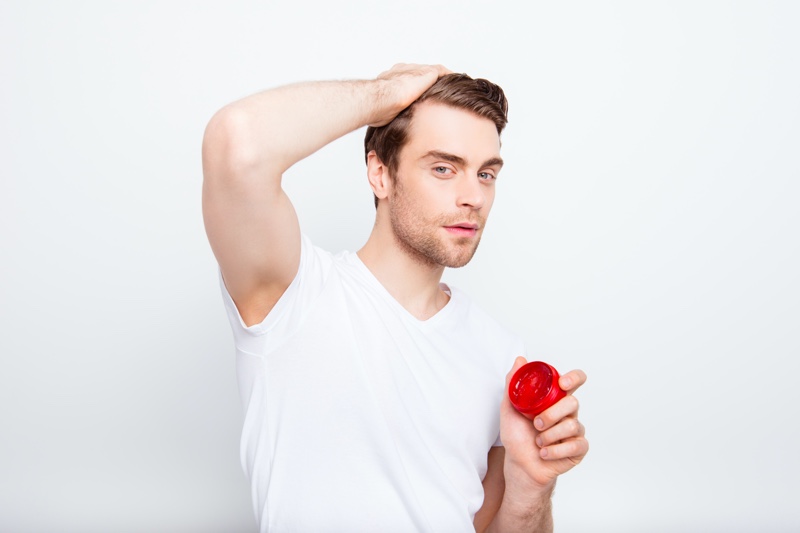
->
[202,63,588,532]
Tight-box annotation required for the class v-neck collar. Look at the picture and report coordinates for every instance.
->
[346,251,457,328]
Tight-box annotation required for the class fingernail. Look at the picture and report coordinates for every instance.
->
[534,417,544,430]
[535,437,543,447]
[562,377,571,389]
[540,447,548,458]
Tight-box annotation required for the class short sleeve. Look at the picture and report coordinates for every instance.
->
[219,233,333,353]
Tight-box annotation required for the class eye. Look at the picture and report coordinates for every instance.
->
[433,166,453,176]
[478,171,496,181]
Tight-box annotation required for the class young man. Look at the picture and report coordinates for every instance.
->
[202,63,588,532]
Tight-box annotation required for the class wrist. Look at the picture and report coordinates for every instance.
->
[503,473,555,508]
[486,482,554,533]
[503,453,558,493]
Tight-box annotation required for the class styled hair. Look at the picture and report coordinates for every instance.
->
[364,73,509,207]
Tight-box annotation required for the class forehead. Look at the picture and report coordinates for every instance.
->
[402,102,501,162]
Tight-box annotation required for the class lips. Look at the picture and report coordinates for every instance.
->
[444,223,479,236]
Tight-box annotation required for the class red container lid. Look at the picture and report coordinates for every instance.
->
[508,361,566,419]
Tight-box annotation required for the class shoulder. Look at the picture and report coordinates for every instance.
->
[219,234,344,338]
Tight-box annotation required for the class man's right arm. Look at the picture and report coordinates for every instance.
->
[201,64,450,326]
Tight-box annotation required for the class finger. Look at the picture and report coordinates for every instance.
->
[434,64,453,76]
[535,417,585,448]
[377,63,418,79]
[500,357,530,425]
[415,64,451,82]
[392,63,450,80]
[504,356,528,388]
[559,369,586,394]
[540,436,590,461]
[533,395,579,432]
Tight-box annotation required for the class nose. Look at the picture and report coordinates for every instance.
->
[456,175,486,210]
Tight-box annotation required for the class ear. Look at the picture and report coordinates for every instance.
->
[367,150,392,202]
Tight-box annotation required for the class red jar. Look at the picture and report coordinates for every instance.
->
[508,361,566,419]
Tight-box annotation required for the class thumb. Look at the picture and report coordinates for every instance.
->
[501,356,537,441]
[505,356,528,388]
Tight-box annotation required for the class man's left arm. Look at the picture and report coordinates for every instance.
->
[476,357,589,533]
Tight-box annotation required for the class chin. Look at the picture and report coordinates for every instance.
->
[439,243,481,269]
[442,254,473,268]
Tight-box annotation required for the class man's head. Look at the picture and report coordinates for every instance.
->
[364,73,509,206]
[364,73,509,269]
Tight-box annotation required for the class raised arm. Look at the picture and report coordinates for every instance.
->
[201,64,450,326]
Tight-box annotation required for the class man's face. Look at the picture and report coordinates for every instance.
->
[387,102,503,268]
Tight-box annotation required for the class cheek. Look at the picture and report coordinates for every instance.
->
[483,188,497,211]
[404,180,442,210]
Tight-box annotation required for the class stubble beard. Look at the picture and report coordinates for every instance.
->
[388,177,485,269]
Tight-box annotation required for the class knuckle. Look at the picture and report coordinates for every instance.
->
[568,418,581,435]
[567,439,583,457]
[568,395,580,412]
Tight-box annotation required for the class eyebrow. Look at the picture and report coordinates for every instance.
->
[422,150,504,169]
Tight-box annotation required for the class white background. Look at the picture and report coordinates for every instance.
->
[2,1,799,531]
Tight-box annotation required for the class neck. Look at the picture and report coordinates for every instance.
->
[357,220,449,321]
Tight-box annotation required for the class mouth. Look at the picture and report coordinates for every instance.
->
[444,223,479,237]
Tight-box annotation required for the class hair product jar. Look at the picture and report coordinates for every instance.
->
[508,361,566,419]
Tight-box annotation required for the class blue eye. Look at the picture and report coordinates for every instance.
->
[433,166,455,177]
[479,172,496,180]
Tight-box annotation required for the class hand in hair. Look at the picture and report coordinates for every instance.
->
[369,63,453,127]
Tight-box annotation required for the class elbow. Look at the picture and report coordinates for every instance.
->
[202,105,290,186]
[202,107,260,179]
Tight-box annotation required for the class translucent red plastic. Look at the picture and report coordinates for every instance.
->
[508,361,566,419]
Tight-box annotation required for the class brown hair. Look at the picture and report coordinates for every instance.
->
[364,73,509,207]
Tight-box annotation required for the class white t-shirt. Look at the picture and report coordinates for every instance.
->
[220,234,525,533]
